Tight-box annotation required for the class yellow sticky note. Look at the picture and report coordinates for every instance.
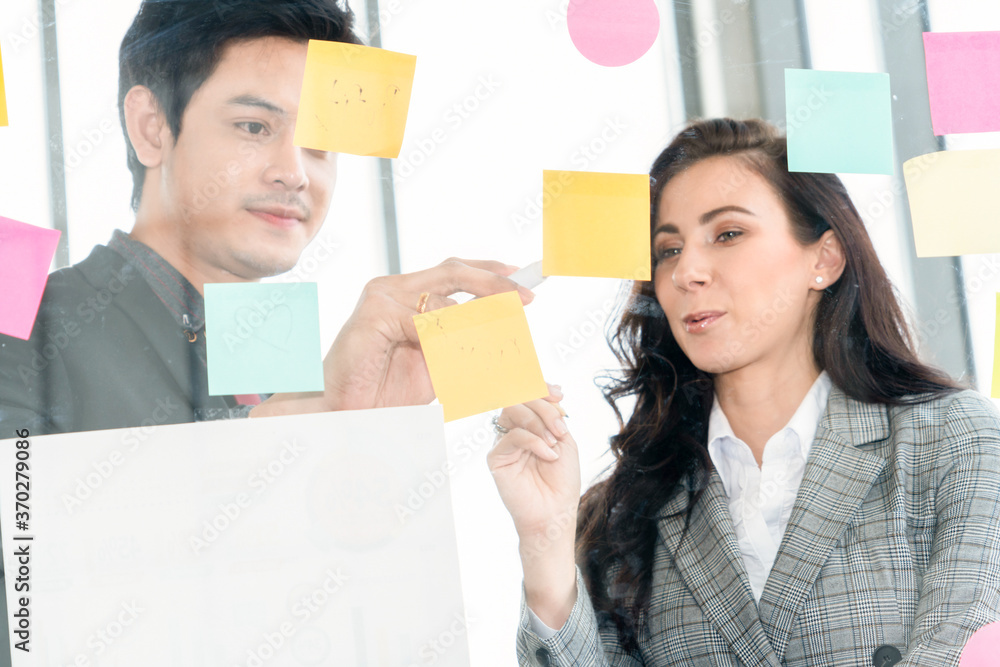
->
[993,294,1000,399]
[294,40,416,158]
[0,43,8,127]
[543,170,651,280]
[414,291,548,422]
[904,149,1000,257]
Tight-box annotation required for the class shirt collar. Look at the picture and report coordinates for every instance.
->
[107,229,205,332]
[708,371,833,467]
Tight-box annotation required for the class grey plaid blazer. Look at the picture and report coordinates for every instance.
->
[517,387,1000,666]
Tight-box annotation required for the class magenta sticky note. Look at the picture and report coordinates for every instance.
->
[961,621,1000,667]
[0,217,61,340]
[923,31,1000,135]
[567,0,660,67]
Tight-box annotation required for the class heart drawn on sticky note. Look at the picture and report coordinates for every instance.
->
[235,304,294,351]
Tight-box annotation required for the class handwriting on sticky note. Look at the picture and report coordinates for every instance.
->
[542,170,651,280]
[294,40,416,158]
[903,149,1000,257]
[205,282,324,395]
[923,31,1000,136]
[414,291,548,422]
[785,69,894,175]
[0,217,61,340]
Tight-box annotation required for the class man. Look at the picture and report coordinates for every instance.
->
[0,3,532,659]
[0,0,532,435]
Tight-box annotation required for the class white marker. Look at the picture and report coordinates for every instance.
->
[453,260,546,304]
[508,260,546,291]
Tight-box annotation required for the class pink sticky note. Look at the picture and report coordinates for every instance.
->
[961,621,1000,667]
[567,0,660,68]
[923,31,1000,135]
[0,217,61,339]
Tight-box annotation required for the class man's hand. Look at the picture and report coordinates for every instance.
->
[251,258,533,416]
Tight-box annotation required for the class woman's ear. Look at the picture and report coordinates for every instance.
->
[811,229,846,290]
[123,85,170,168]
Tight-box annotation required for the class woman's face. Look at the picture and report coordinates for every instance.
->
[652,156,831,378]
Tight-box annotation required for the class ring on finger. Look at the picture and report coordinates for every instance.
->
[491,414,510,436]
[416,291,431,314]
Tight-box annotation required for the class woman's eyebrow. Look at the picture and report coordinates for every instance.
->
[653,205,756,237]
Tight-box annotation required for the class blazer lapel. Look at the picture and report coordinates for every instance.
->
[757,387,889,659]
[659,471,781,666]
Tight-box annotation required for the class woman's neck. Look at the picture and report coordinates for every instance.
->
[713,359,821,466]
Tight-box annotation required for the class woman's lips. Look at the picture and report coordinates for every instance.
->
[682,311,724,333]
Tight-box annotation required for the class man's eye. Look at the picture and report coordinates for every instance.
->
[239,122,267,135]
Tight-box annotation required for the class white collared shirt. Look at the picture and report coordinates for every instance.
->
[707,371,832,601]
[527,372,833,637]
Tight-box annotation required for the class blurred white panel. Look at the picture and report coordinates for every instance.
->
[803,0,884,73]
[55,0,140,264]
[50,1,386,350]
[925,0,1000,397]
[800,0,916,321]
[0,0,54,239]
[381,0,680,662]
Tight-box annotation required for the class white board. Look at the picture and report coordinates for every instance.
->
[1,406,470,666]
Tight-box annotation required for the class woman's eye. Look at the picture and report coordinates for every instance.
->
[656,246,681,260]
[717,230,742,242]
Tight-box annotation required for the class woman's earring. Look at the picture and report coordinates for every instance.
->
[815,276,824,284]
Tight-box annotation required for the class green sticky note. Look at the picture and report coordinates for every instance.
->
[205,283,324,396]
[785,69,894,175]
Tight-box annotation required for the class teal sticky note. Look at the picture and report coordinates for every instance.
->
[785,69,894,175]
[205,283,324,396]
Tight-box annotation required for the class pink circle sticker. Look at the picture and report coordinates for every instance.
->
[961,622,1000,667]
[567,0,661,67]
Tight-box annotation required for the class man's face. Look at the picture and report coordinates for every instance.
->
[155,37,336,280]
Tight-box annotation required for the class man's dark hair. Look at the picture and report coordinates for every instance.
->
[118,0,361,210]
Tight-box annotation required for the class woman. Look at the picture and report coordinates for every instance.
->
[489,118,1000,666]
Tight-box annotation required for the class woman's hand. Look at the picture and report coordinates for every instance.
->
[488,385,581,630]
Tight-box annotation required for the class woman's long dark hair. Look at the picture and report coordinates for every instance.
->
[577,118,961,654]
